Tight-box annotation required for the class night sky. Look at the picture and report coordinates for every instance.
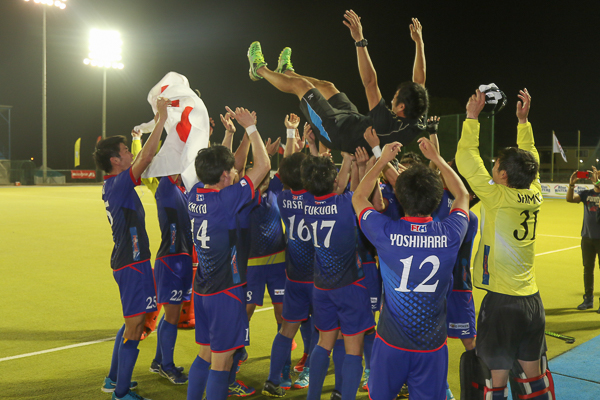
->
[0,0,598,171]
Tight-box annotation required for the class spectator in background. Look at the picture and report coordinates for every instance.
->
[566,167,600,312]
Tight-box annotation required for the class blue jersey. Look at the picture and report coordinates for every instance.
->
[155,176,193,259]
[304,191,363,289]
[380,182,403,220]
[247,175,286,258]
[188,176,255,295]
[432,190,478,291]
[278,189,316,282]
[102,168,150,270]
[359,207,468,351]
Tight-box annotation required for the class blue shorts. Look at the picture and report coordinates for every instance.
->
[113,260,157,318]
[368,335,448,400]
[313,281,375,336]
[246,259,287,306]
[194,286,250,353]
[447,290,477,339]
[362,262,382,312]
[154,253,193,306]
[282,278,313,322]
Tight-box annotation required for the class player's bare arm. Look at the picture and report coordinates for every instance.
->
[344,10,382,110]
[284,113,300,158]
[353,142,402,215]
[410,18,426,86]
[227,106,271,186]
[335,152,354,194]
[418,137,469,212]
[566,171,582,203]
[367,156,386,212]
[516,88,531,125]
[426,116,440,171]
[131,96,171,179]
[303,123,319,156]
[220,112,236,151]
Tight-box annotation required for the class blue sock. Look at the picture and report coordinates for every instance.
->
[206,369,230,400]
[160,319,178,369]
[332,339,346,392]
[187,356,211,400]
[300,317,312,354]
[154,315,164,364]
[306,325,319,369]
[229,348,245,385]
[306,345,331,400]
[341,354,363,400]
[364,332,375,370]
[115,339,140,398]
[268,333,293,385]
[108,325,125,382]
[277,324,292,368]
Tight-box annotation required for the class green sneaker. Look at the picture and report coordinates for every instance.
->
[275,47,294,74]
[247,41,267,81]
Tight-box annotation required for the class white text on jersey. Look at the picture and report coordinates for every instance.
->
[390,234,448,248]
[305,204,338,215]
[188,202,207,214]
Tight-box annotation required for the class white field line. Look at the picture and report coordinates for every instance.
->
[0,306,275,363]
[535,245,580,257]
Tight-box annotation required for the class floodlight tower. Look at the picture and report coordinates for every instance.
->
[24,0,67,182]
[84,30,124,140]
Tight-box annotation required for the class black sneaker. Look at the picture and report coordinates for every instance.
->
[149,360,184,374]
[577,296,593,310]
[262,381,286,397]
[159,365,188,385]
[330,390,342,400]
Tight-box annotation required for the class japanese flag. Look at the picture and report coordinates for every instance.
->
[137,72,209,191]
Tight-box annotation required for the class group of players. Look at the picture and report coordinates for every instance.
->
[93,9,553,400]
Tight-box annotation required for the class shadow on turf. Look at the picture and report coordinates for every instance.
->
[545,307,598,316]
[0,327,117,342]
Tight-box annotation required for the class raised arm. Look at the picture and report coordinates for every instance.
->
[566,171,582,203]
[220,112,236,151]
[410,18,426,86]
[304,123,319,156]
[284,113,300,158]
[227,107,271,187]
[335,152,354,194]
[426,115,440,171]
[344,10,382,110]
[353,142,402,215]
[419,137,468,212]
[131,97,170,180]
[515,89,541,190]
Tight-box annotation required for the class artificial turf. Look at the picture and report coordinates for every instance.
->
[0,185,598,399]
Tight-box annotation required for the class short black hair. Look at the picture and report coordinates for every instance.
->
[449,159,480,208]
[194,145,235,185]
[399,151,423,167]
[395,81,429,120]
[497,147,539,189]
[93,135,126,173]
[279,153,307,191]
[301,155,337,197]
[395,163,443,217]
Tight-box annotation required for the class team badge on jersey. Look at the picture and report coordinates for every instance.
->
[411,224,427,233]
[196,194,204,202]
[240,179,247,187]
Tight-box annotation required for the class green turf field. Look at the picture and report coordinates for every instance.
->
[1,185,598,399]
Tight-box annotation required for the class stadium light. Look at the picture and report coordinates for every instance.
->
[24,0,67,183]
[83,29,124,140]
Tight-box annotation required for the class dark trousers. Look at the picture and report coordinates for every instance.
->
[581,237,600,298]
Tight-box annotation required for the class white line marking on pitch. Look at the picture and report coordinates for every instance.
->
[0,337,116,363]
[536,245,580,256]
[538,234,580,239]
[0,307,275,362]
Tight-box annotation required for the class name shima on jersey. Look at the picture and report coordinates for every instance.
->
[390,233,448,248]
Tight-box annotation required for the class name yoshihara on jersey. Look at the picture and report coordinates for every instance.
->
[390,234,448,248]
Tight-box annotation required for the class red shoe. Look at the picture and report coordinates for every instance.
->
[294,353,308,372]
[291,339,297,351]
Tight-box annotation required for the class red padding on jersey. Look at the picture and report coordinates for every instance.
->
[176,106,193,143]
[314,192,337,201]
[242,175,255,199]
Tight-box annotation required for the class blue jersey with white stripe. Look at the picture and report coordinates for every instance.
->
[155,176,193,259]
[359,207,468,350]
[278,189,316,282]
[102,168,150,270]
[188,177,255,295]
[304,191,363,289]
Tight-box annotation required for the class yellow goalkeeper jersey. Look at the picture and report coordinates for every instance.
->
[456,119,542,296]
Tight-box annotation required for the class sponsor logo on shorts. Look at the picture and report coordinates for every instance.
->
[307,93,314,100]
[275,289,285,296]
[411,224,427,233]
[461,330,471,335]
[363,210,373,220]
[186,288,192,294]
[370,297,378,303]
[449,322,470,330]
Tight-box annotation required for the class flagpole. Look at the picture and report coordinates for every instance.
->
[551,131,555,182]
[577,130,581,171]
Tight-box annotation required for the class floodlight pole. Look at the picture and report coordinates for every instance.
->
[42,6,47,182]
[102,68,107,139]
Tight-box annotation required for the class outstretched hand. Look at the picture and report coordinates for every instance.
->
[156,97,172,121]
[265,137,281,157]
[409,18,423,43]
[343,10,364,42]
[303,123,316,145]
[426,116,440,134]
[466,89,485,120]
[220,112,236,134]
[381,142,402,164]
[209,117,215,137]
[418,137,440,161]
[363,126,380,148]
[131,129,142,139]
[355,147,369,166]
[225,106,256,129]
[516,88,531,124]
[285,113,300,129]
